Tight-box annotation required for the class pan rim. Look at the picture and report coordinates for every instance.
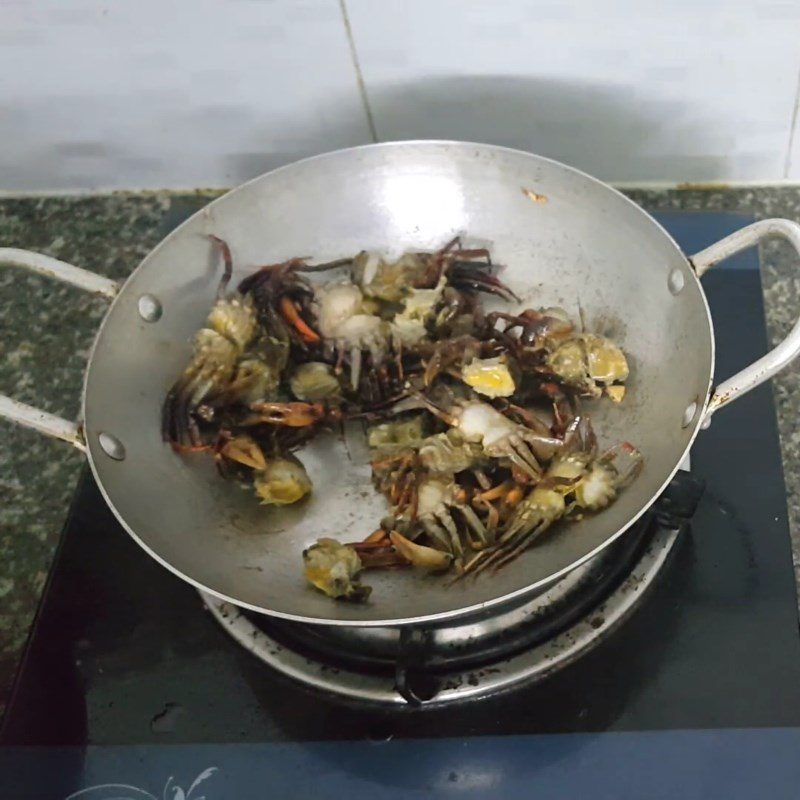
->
[81,140,716,626]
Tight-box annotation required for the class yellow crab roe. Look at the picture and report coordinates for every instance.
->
[254,459,312,506]
[461,357,516,398]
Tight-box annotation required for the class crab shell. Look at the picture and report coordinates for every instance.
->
[207,294,258,351]
[254,458,312,506]
[303,538,371,601]
[546,334,629,397]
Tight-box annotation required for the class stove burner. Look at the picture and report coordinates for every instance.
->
[202,516,683,704]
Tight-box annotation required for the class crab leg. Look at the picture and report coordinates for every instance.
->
[421,517,454,552]
[432,509,462,556]
[208,234,233,296]
[491,523,552,571]
[458,504,489,547]
[472,468,492,491]
[236,258,306,295]
[449,269,519,302]
[475,481,511,503]
[362,528,389,544]
[505,444,541,479]
[508,404,554,437]
[450,247,492,263]
[294,257,354,273]
[350,346,363,390]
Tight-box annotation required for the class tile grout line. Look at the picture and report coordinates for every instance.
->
[337,0,379,143]
[783,62,800,178]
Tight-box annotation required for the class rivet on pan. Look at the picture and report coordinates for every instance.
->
[681,401,697,428]
[98,432,126,460]
[138,293,163,322]
[668,268,685,295]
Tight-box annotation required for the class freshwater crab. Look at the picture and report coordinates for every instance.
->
[464,417,642,576]
[370,450,489,557]
[315,282,389,389]
[238,255,321,348]
[303,539,372,601]
[418,429,485,474]
[543,333,630,401]
[162,236,258,449]
[207,431,313,506]
[412,474,489,555]
[422,396,563,479]
[303,534,416,600]
[352,236,518,303]
[486,307,575,349]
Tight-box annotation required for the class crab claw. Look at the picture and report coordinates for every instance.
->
[245,401,329,427]
[448,264,519,302]
[219,434,267,470]
[389,531,452,572]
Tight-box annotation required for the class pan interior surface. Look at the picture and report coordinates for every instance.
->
[83,142,712,624]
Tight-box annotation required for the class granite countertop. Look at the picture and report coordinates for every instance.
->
[2,187,800,713]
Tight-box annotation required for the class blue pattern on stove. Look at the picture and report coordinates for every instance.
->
[2,729,800,799]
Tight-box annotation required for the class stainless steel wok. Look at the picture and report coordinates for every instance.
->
[3,141,800,627]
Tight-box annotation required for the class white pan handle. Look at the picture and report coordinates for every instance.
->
[690,218,800,422]
[0,248,119,450]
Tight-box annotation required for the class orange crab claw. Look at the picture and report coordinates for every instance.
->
[247,401,328,427]
[219,435,267,470]
[279,296,320,343]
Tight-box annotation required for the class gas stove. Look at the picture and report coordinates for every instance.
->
[200,479,694,706]
[3,212,800,799]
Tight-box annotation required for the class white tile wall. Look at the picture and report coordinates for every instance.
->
[787,79,800,179]
[2,0,800,189]
[0,0,372,190]
[346,0,800,182]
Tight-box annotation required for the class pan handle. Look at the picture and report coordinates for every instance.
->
[0,248,120,450]
[690,218,800,422]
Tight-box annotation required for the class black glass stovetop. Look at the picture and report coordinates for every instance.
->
[3,213,800,799]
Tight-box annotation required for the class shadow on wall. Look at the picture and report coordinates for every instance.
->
[1,75,726,189]
[1,88,370,191]
[364,75,727,182]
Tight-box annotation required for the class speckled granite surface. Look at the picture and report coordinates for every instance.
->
[1,187,800,713]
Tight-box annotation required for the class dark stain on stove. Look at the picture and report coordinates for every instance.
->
[706,487,759,577]
[589,616,605,629]
[150,701,184,734]
[622,574,644,591]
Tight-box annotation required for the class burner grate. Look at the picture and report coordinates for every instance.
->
[203,517,684,704]
[202,469,703,704]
